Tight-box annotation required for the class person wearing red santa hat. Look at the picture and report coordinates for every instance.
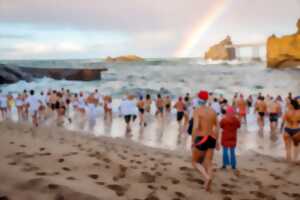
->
[192,90,220,192]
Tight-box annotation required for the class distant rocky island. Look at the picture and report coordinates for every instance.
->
[204,36,236,61]
[105,55,144,63]
[267,18,300,68]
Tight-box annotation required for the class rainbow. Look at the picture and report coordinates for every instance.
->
[175,0,230,57]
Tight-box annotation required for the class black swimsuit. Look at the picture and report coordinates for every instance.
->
[285,127,300,137]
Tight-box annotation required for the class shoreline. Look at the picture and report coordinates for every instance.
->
[0,121,300,200]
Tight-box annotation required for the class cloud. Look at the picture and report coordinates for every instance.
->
[0,33,32,39]
[0,0,299,58]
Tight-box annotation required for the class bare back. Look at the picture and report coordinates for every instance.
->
[283,110,300,129]
[193,106,217,138]
[256,100,267,113]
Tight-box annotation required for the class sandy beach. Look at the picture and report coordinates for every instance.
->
[0,121,299,200]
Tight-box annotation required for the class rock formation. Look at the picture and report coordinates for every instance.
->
[0,64,107,84]
[105,55,144,63]
[267,18,300,68]
[0,64,32,84]
[204,36,236,60]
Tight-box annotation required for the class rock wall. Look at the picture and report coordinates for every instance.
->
[204,36,236,60]
[267,19,300,68]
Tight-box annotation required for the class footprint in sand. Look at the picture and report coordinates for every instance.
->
[0,196,10,200]
[171,178,180,185]
[186,177,204,185]
[39,147,45,151]
[106,184,128,197]
[174,191,185,198]
[250,191,269,199]
[62,167,71,171]
[66,177,76,181]
[222,197,232,200]
[19,145,26,148]
[92,162,101,167]
[160,185,168,191]
[96,181,105,186]
[36,172,47,176]
[8,162,17,166]
[155,172,162,177]
[58,158,64,163]
[179,166,193,171]
[139,172,156,183]
[47,184,60,190]
[88,174,99,180]
[9,141,14,145]
[39,152,52,156]
[220,189,234,195]
[147,185,157,190]
[22,166,40,172]
[103,158,111,163]
[145,194,160,200]
[221,183,236,189]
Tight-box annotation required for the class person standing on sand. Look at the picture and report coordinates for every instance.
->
[25,90,41,127]
[255,96,267,133]
[15,93,23,121]
[268,98,282,135]
[0,90,8,120]
[220,106,241,170]
[192,90,219,191]
[281,99,300,162]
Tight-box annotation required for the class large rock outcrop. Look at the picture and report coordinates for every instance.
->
[204,36,236,60]
[0,64,32,84]
[105,55,144,63]
[0,64,107,84]
[267,19,300,68]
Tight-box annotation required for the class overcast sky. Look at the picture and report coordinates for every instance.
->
[0,0,299,59]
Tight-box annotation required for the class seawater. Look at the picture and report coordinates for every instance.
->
[1,58,299,159]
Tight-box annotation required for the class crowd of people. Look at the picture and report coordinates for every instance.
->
[0,88,299,191]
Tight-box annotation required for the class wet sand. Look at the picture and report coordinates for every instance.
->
[0,121,300,200]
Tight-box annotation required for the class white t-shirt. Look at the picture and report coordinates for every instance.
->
[39,94,48,105]
[119,99,136,116]
[26,95,40,113]
[0,95,7,108]
[211,101,221,115]
[15,98,23,106]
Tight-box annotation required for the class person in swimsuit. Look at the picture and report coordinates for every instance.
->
[237,94,248,124]
[137,96,146,127]
[174,97,185,133]
[247,95,253,110]
[269,98,282,135]
[164,96,172,114]
[281,99,300,162]
[192,90,219,192]
[104,96,113,123]
[255,96,267,133]
[155,94,164,118]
